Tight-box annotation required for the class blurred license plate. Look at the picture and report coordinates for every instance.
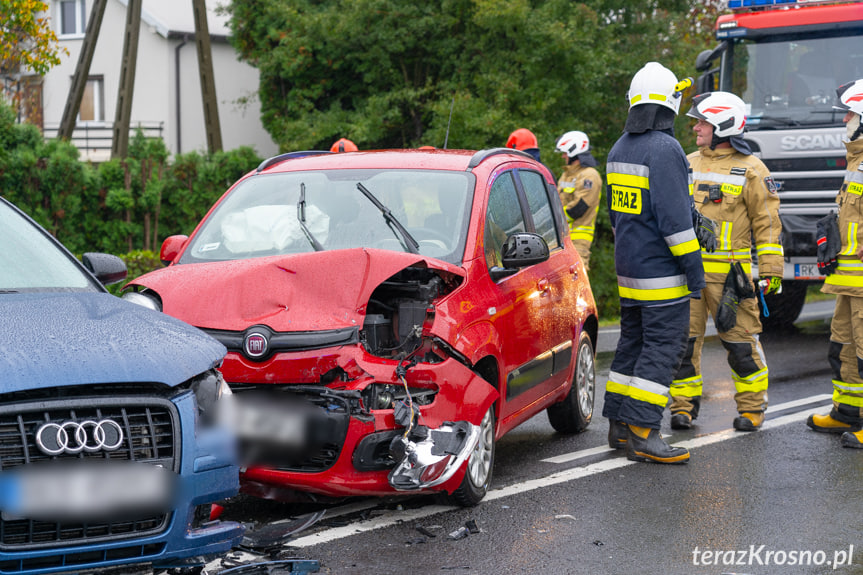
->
[0,462,174,520]
[794,263,823,279]
[231,397,306,447]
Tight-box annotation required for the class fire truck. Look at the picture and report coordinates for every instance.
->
[695,0,863,327]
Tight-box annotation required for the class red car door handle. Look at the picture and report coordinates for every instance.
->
[538,278,549,292]
[570,264,579,279]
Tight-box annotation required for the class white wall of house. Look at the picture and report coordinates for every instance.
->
[40,0,278,161]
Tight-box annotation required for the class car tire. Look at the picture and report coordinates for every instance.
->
[450,405,495,507]
[547,332,595,434]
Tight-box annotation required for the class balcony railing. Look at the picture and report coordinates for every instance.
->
[42,121,165,162]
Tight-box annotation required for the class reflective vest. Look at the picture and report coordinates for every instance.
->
[823,138,863,296]
[606,130,705,307]
[558,163,602,245]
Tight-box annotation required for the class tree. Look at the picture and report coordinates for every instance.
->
[0,1,66,76]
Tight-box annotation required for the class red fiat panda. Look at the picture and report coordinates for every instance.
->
[124,148,598,506]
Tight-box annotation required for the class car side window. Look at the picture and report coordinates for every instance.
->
[484,172,526,270]
[519,170,560,251]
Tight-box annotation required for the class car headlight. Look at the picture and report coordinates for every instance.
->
[122,290,163,312]
[190,370,232,425]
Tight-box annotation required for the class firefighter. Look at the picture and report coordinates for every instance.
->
[807,78,863,448]
[603,62,704,464]
[330,138,358,153]
[506,128,542,162]
[669,91,783,432]
[555,131,602,270]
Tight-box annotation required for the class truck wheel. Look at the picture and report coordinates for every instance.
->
[450,405,495,507]
[547,332,595,434]
[759,281,808,330]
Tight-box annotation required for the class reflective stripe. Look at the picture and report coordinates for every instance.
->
[836,258,863,271]
[629,376,670,407]
[732,367,769,394]
[720,221,733,251]
[756,243,783,257]
[833,379,863,407]
[665,229,700,256]
[693,171,747,187]
[841,222,858,256]
[607,172,649,190]
[617,274,690,301]
[702,250,750,261]
[607,162,649,179]
[630,94,643,105]
[670,375,703,398]
[824,274,863,287]
[648,93,668,103]
[606,371,631,398]
[703,261,752,275]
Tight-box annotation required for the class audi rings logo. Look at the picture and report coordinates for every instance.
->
[34,419,125,456]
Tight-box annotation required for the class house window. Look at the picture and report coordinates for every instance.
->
[58,0,86,37]
[78,77,104,123]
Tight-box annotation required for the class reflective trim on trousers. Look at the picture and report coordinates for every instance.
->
[732,366,769,394]
[833,379,863,407]
[670,374,703,398]
[628,376,671,407]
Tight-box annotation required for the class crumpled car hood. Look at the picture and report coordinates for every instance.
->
[131,248,464,332]
[0,292,226,393]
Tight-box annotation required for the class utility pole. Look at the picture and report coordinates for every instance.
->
[111,0,142,159]
[192,0,222,153]
[58,0,107,141]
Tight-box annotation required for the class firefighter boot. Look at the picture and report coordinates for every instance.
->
[670,412,692,430]
[841,430,863,449]
[625,425,690,464]
[806,413,862,434]
[608,419,628,450]
[733,412,764,432]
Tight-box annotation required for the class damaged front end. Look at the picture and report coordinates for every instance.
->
[206,257,497,498]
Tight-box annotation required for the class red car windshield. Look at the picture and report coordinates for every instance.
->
[180,169,474,266]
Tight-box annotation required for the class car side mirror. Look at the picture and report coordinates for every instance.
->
[160,235,189,265]
[82,252,127,286]
[501,232,550,268]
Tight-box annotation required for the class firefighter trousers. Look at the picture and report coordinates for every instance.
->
[603,300,690,429]
[827,294,863,424]
[670,281,769,417]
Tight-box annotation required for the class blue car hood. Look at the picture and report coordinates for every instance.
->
[0,292,226,393]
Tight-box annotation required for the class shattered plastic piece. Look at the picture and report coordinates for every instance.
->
[555,514,576,521]
[465,519,480,534]
[593,540,604,546]
[240,511,326,550]
[415,525,437,538]
[448,526,469,540]
[218,559,321,574]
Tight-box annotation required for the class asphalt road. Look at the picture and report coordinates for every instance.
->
[210,299,862,575]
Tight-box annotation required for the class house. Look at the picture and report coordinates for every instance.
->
[9,0,278,161]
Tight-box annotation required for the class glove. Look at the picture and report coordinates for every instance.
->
[731,261,756,299]
[692,210,718,253]
[759,276,782,295]
[715,270,739,333]
[816,211,840,276]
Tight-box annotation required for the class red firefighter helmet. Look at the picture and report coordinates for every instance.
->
[506,128,538,150]
[330,138,358,153]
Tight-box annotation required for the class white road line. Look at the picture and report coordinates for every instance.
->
[283,404,824,549]
[540,394,831,465]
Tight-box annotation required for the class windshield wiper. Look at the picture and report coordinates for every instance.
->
[297,183,324,251]
[356,182,420,254]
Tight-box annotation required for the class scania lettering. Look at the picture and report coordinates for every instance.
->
[695,0,863,327]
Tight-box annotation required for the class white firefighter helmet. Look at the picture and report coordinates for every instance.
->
[836,79,863,116]
[686,91,747,138]
[555,131,590,158]
[627,62,688,114]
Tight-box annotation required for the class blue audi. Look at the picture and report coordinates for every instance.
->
[0,196,243,575]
